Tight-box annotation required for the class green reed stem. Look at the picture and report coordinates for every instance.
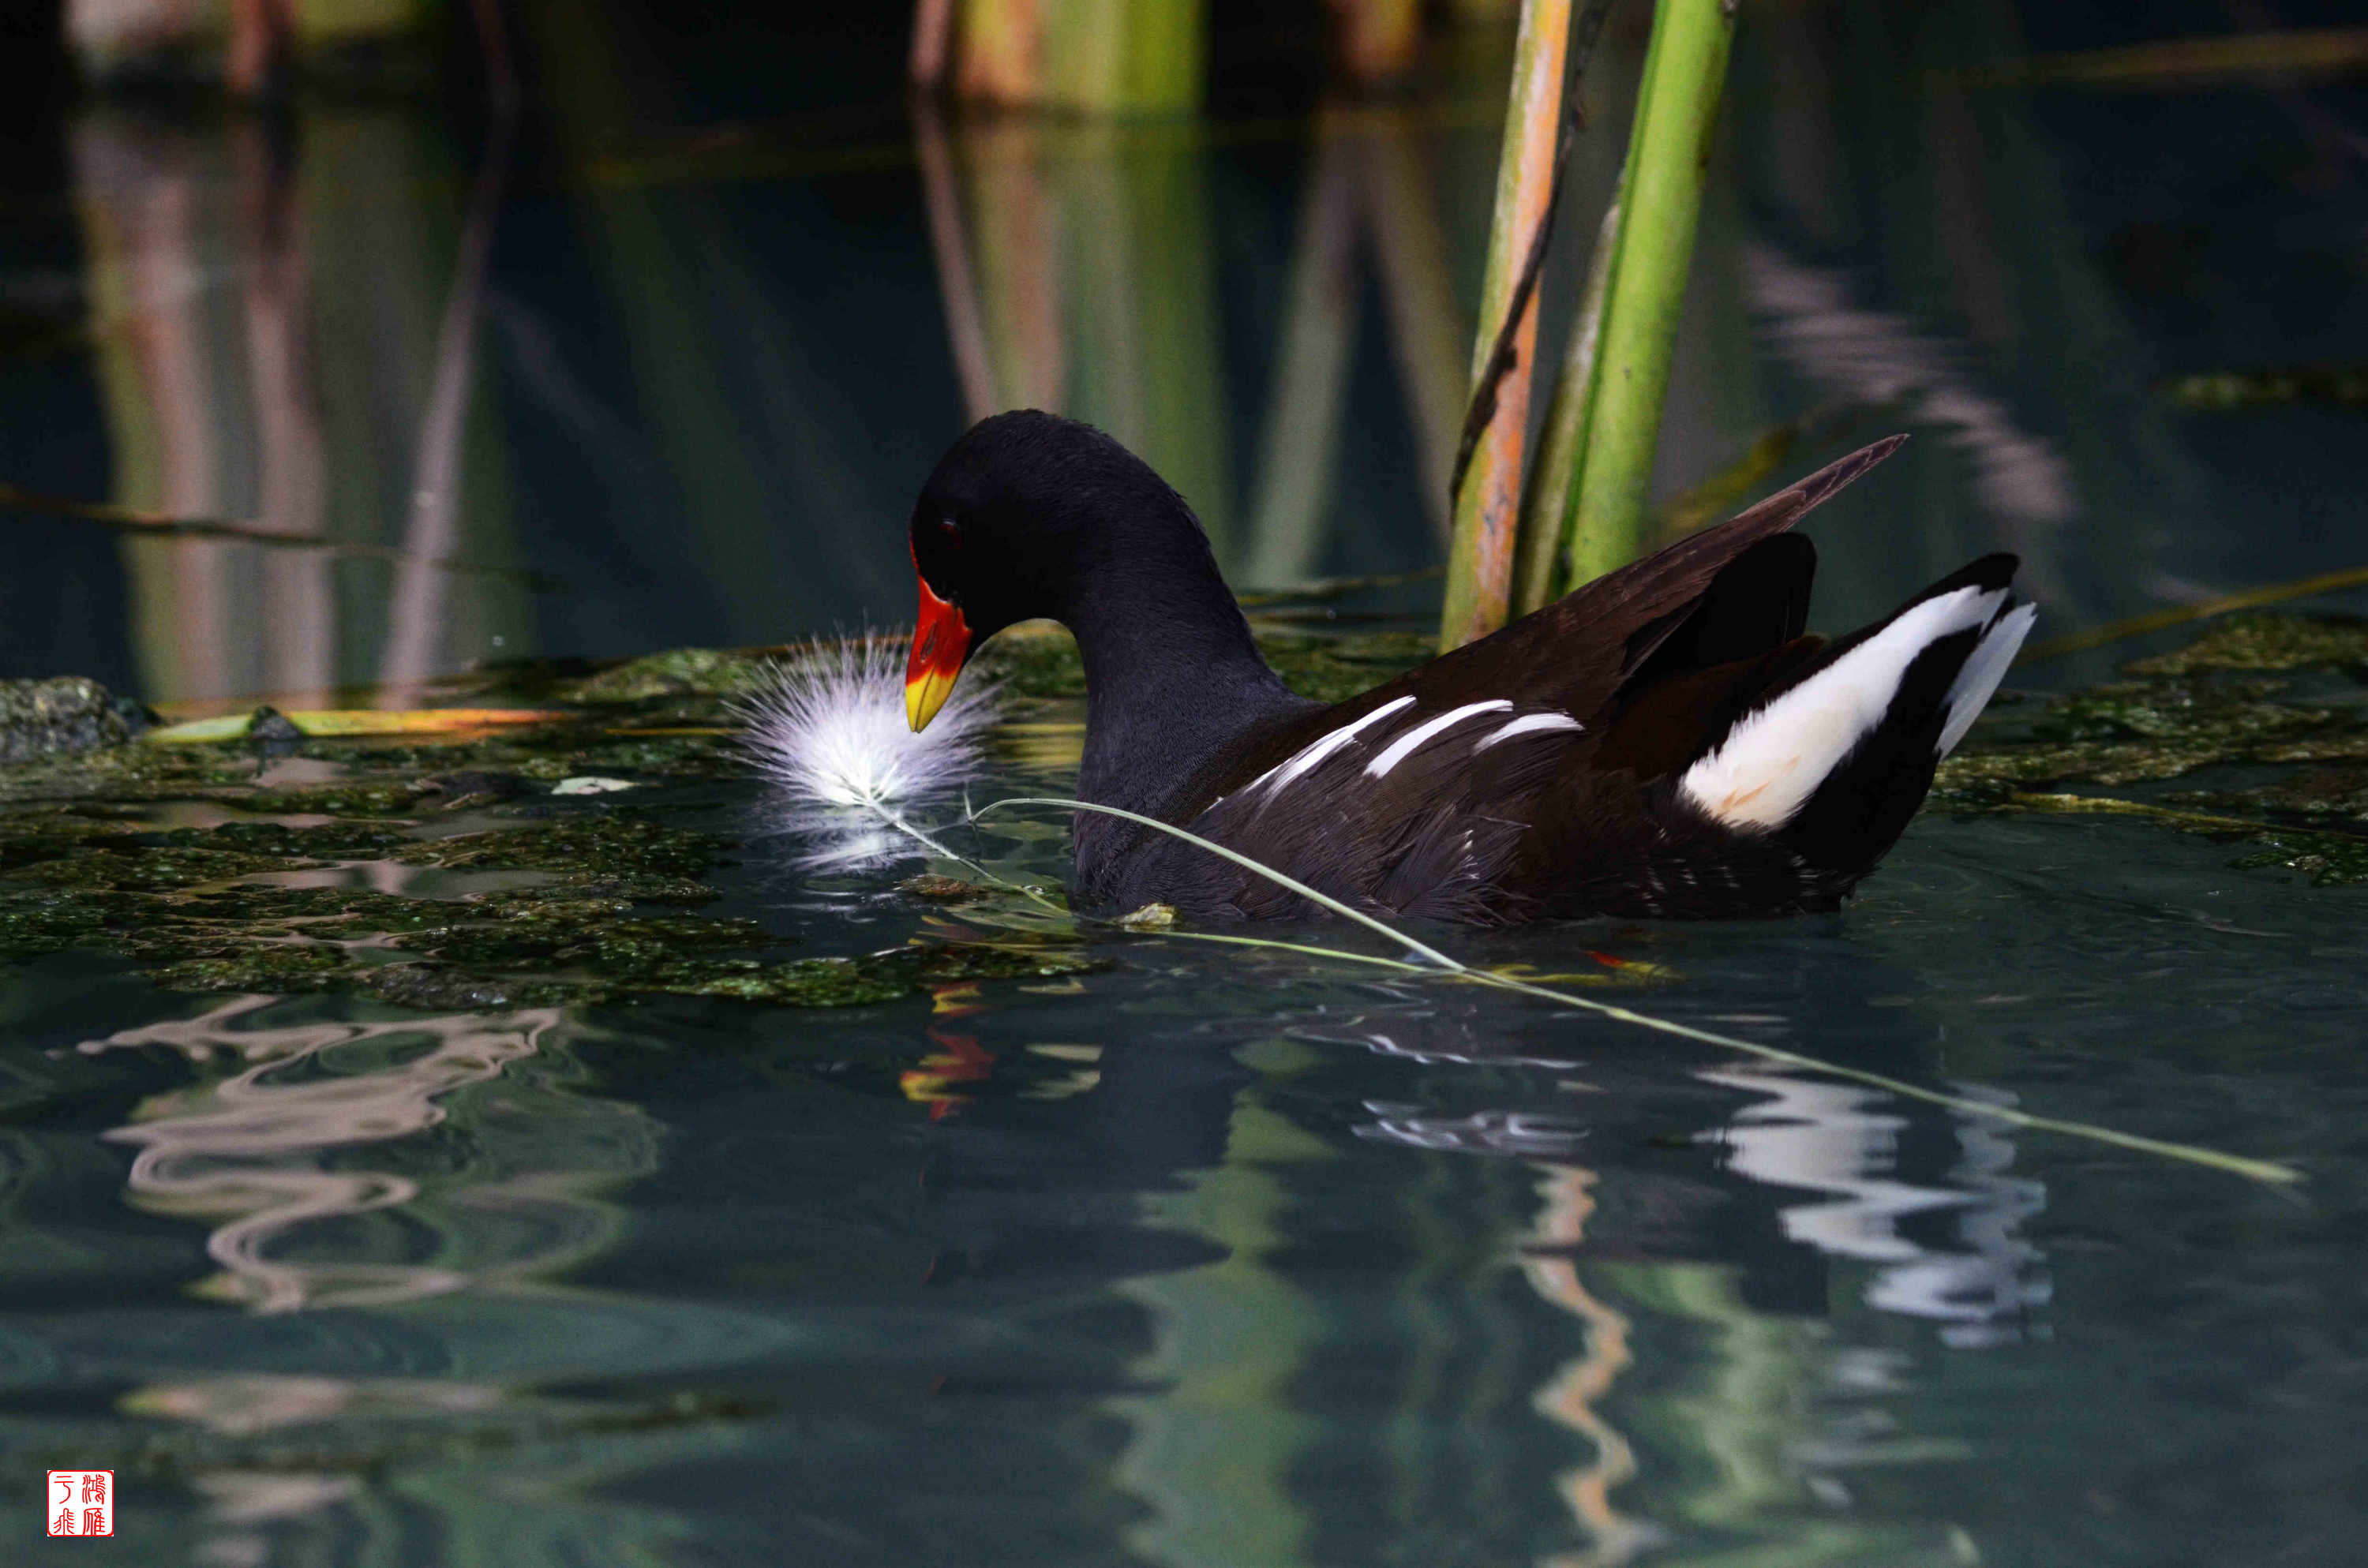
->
[1513,178,1621,616]
[1560,0,1734,589]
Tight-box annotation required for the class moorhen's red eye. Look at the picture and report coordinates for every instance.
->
[935,518,961,546]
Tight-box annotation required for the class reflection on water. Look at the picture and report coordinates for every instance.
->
[0,791,2354,1562]
[17,0,2340,702]
[69,104,526,707]
[129,1372,504,1435]
[1523,1169,1653,1568]
[84,998,651,1312]
[1295,989,2051,1564]
[1741,243,2078,535]
[1699,1068,2049,1348]
[3,1,2367,1561]
[1028,985,2065,1568]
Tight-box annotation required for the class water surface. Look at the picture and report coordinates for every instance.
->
[2,2,2366,1563]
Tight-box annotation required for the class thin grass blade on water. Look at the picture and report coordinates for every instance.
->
[969,795,2302,1188]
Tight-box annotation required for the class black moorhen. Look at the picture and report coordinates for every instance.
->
[903,410,2033,924]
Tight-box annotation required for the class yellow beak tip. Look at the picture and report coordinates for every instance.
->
[905,673,954,734]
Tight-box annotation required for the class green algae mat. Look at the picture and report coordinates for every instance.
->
[2,614,2364,1013]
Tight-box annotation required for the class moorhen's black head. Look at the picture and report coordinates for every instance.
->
[903,410,1219,731]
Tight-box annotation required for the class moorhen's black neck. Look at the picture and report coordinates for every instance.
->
[1059,539,1314,819]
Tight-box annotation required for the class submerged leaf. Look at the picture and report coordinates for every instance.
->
[145,708,568,743]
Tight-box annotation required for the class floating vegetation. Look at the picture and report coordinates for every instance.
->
[2163,364,2368,412]
[0,641,1106,1008]
[0,844,1102,1008]
[0,675,151,762]
[0,612,2356,1017]
[233,781,436,816]
[2119,612,2368,676]
[972,627,1090,700]
[2230,829,2368,888]
[395,815,725,879]
[1942,613,2368,885]
[556,645,785,704]
[898,874,1003,904]
[1254,631,1437,704]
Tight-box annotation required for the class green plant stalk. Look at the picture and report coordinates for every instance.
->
[1042,0,1123,109]
[1036,0,1201,113]
[1121,0,1205,113]
[1438,0,1572,653]
[1562,0,1735,589]
[967,795,2303,1188]
[1512,178,1622,615]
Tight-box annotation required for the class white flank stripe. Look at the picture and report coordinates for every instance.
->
[1474,713,1583,750]
[1250,695,1416,799]
[1680,585,2006,831]
[1364,701,1513,779]
[1937,601,2036,757]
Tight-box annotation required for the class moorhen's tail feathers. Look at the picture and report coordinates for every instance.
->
[1419,436,1907,724]
[1621,533,1819,695]
[1673,552,2034,872]
[1594,432,1908,666]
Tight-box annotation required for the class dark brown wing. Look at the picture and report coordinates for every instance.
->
[1165,434,1907,821]
[1392,435,1905,722]
[1184,698,1592,922]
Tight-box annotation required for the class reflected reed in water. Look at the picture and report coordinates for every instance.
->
[85,999,651,1312]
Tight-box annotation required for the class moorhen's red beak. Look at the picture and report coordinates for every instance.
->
[905,567,971,732]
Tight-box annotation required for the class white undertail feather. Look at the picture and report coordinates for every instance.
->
[1938,602,2036,757]
[1679,585,2019,832]
[740,633,1000,867]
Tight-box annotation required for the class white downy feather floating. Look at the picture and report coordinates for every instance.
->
[739,633,1000,869]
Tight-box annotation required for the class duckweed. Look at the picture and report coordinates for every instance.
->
[1941,616,2368,884]
[556,646,781,703]
[14,845,295,892]
[0,675,147,762]
[1257,631,1437,704]
[234,782,433,816]
[398,814,725,878]
[4,613,2359,1015]
[2123,612,2368,675]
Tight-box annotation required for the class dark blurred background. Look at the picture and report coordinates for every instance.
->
[1,0,2363,708]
